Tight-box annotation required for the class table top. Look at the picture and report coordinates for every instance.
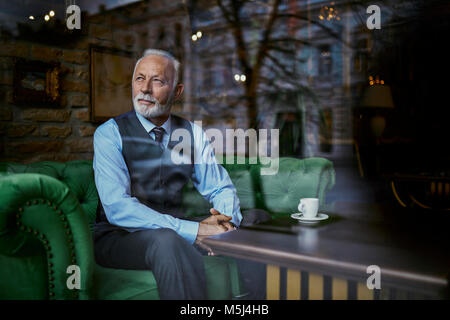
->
[203,202,450,294]
[383,173,450,182]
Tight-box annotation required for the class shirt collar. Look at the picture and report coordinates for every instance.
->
[135,110,171,136]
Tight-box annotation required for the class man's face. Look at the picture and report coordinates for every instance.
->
[132,55,181,118]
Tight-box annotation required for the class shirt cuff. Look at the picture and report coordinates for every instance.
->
[213,202,241,227]
[231,212,242,228]
[178,220,200,244]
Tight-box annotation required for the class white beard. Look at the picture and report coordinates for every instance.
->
[133,93,173,119]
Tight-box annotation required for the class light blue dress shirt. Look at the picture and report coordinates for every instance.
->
[93,111,243,244]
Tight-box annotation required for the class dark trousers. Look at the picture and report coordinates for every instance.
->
[93,209,271,300]
[235,209,272,300]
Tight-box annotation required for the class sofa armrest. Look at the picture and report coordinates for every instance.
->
[0,173,95,300]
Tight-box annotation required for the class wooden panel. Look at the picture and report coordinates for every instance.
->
[396,289,408,300]
[357,282,374,300]
[379,287,391,300]
[309,273,324,300]
[286,269,301,300]
[332,277,348,300]
[266,265,280,300]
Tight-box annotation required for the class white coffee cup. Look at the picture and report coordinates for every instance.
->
[298,198,319,218]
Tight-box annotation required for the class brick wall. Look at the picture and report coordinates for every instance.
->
[0,41,95,163]
[0,0,191,163]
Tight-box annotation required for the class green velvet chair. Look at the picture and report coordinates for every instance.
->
[0,157,335,300]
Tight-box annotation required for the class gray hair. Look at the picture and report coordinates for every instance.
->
[132,49,180,88]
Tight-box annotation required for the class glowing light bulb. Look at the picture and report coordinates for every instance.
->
[196,31,202,38]
[234,74,240,81]
[44,15,50,21]
[240,75,246,82]
[49,10,55,17]
[191,34,197,41]
[29,16,34,20]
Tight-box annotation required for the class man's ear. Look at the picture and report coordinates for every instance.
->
[173,83,184,101]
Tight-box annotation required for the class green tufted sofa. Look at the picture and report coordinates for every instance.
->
[0,157,335,300]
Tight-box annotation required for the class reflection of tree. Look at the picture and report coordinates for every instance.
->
[213,0,350,130]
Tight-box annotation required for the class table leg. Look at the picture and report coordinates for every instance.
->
[266,265,280,300]
[286,269,301,300]
[332,277,348,300]
[357,282,374,300]
[309,273,324,300]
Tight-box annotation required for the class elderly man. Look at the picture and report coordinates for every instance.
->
[93,49,269,300]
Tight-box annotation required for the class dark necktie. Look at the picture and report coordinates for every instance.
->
[152,127,165,148]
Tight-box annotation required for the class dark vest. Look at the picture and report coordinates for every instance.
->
[95,111,194,226]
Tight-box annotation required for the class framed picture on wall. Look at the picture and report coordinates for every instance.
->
[13,59,61,106]
[90,46,136,122]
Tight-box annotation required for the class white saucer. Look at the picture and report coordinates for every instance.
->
[291,213,329,223]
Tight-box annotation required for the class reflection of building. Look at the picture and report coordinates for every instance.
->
[187,0,388,159]
[82,0,396,159]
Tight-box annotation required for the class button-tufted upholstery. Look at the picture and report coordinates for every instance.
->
[182,156,335,219]
[0,157,335,299]
[0,161,98,232]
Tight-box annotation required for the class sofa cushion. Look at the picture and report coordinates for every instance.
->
[94,256,231,300]
[182,180,212,218]
[93,264,160,300]
[182,156,259,217]
[221,157,258,210]
[256,157,335,216]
